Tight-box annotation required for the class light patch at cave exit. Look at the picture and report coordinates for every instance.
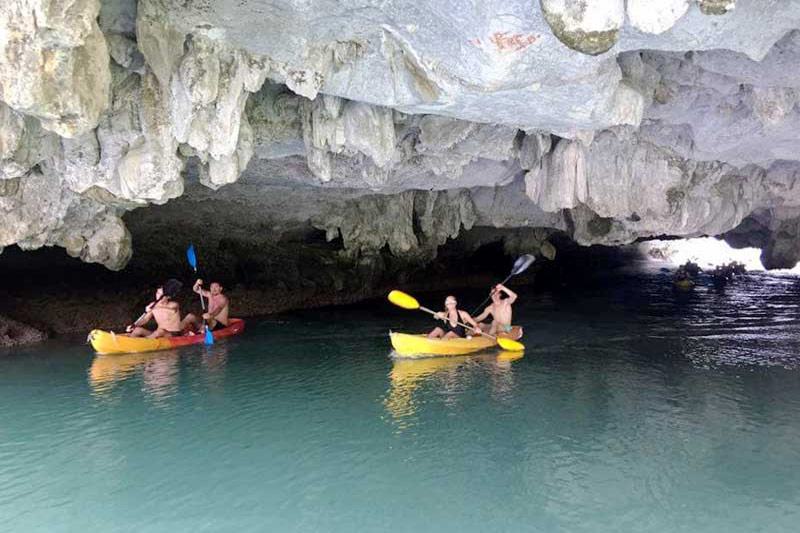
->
[641,237,800,273]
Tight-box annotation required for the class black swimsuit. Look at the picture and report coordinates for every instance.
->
[443,311,466,337]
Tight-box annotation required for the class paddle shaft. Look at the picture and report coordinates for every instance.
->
[198,286,206,311]
[418,306,499,341]
[189,254,214,345]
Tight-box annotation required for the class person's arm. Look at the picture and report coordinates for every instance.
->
[127,307,154,331]
[459,311,482,334]
[497,283,517,304]
[473,306,492,323]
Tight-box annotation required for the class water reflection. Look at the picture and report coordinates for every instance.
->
[88,343,230,400]
[195,343,231,392]
[384,351,524,420]
[89,350,180,399]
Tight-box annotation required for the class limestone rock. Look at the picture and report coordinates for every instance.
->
[540,240,557,260]
[540,0,624,55]
[0,0,111,137]
[633,32,800,167]
[0,170,131,269]
[520,133,552,170]
[0,111,60,181]
[698,0,735,16]
[53,68,184,205]
[246,83,305,159]
[4,0,800,271]
[107,33,145,73]
[525,128,800,247]
[311,189,475,259]
[627,0,689,35]
[0,315,48,348]
[99,0,137,36]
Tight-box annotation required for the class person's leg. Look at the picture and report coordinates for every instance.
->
[148,328,169,339]
[428,327,444,339]
[500,326,523,340]
[443,331,460,339]
[180,314,198,333]
[129,327,152,338]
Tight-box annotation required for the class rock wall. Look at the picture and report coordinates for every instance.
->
[0,314,47,348]
[2,0,800,272]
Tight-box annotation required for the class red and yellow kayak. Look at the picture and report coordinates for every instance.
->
[88,319,245,355]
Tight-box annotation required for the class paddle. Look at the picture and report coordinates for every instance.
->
[470,254,536,316]
[186,244,214,345]
[127,279,183,332]
[388,290,525,351]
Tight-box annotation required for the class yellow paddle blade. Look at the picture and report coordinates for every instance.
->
[497,337,525,352]
[388,290,420,310]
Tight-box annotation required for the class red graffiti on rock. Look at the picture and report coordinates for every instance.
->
[489,32,539,52]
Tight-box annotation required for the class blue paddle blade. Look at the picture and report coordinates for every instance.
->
[187,244,197,271]
[204,324,214,345]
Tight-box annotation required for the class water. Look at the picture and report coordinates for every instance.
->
[2,268,800,532]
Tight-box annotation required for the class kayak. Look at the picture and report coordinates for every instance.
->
[88,319,245,355]
[673,279,695,291]
[389,327,522,357]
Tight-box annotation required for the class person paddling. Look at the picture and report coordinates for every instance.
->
[189,279,229,331]
[428,295,481,339]
[127,282,192,338]
[474,283,521,339]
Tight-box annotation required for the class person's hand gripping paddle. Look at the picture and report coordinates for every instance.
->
[187,244,214,346]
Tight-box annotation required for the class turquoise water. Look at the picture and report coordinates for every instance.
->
[2,269,800,532]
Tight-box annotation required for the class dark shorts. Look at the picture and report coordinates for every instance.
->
[444,322,466,338]
[166,330,184,337]
[210,321,227,331]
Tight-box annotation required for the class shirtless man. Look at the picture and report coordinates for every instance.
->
[474,283,520,338]
[428,295,482,339]
[192,279,229,330]
[127,286,186,338]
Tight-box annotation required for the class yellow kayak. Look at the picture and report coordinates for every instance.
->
[673,279,695,291]
[88,319,245,355]
[389,327,521,357]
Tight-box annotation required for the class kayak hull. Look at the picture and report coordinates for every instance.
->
[390,328,521,357]
[88,319,245,355]
[673,279,695,291]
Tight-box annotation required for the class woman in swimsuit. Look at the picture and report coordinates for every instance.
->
[427,295,482,339]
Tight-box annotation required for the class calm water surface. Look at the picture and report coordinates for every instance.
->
[2,267,800,532]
